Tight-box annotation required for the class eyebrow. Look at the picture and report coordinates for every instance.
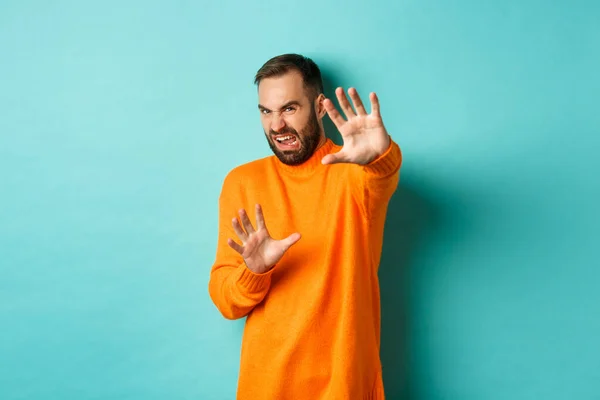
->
[258,100,301,112]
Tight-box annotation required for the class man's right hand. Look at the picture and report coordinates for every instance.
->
[227,204,301,274]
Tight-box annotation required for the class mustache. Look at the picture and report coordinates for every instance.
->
[269,128,298,137]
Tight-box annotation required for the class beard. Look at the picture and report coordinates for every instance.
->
[265,107,322,166]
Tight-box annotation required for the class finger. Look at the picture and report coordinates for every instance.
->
[323,98,346,129]
[227,238,244,255]
[232,217,248,241]
[335,87,356,119]
[281,232,301,250]
[321,150,349,165]
[348,88,367,116]
[238,209,255,234]
[255,204,269,233]
[370,92,381,117]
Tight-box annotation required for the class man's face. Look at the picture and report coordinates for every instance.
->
[258,71,324,165]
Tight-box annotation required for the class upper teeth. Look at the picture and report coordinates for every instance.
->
[276,136,294,142]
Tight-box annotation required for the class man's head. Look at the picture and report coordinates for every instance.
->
[255,54,327,165]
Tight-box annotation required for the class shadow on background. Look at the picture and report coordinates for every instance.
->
[320,68,345,146]
[379,182,443,400]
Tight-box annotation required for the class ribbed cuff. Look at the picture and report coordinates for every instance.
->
[235,262,273,293]
[363,138,402,176]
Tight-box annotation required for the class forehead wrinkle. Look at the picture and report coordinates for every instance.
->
[257,71,308,109]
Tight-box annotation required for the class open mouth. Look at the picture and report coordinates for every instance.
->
[273,134,300,150]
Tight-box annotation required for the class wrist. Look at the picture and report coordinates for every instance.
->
[374,134,391,157]
[244,260,274,275]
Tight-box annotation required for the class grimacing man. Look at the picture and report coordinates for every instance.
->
[209,53,401,399]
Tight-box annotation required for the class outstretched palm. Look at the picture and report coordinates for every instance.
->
[228,204,301,274]
[321,87,391,165]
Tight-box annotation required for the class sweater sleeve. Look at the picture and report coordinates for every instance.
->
[349,137,402,220]
[208,170,273,320]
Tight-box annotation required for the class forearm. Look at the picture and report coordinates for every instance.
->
[351,138,402,218]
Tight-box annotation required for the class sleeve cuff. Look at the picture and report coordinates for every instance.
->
[235,262,273,293]
[363,138,402,176]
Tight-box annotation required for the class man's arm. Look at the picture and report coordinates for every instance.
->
[208,172,272,320]
[321,87,402,218]
[208,170,301,320]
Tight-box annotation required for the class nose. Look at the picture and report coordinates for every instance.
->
[270,113,286,132]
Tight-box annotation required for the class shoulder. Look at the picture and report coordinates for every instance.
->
[220,155,275,191]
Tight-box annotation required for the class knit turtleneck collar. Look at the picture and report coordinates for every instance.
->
[274,138,337,176]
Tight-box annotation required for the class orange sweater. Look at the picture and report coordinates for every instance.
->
[209,138,402,399]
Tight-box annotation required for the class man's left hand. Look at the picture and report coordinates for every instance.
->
[321,87,391,165]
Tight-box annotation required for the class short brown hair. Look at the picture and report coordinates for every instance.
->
[254,53,324,100]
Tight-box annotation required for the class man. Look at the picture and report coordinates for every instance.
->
[208,53,402,399]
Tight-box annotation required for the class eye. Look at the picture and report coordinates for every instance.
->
[284,107,295,112]
[261,109,270,115]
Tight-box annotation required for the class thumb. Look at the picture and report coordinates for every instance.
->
[281,232,301,250]
[321,150,349,165]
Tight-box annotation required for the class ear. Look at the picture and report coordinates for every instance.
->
[315,93,327,118]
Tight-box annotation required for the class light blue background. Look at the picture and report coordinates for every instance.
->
[1,1,599,399]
